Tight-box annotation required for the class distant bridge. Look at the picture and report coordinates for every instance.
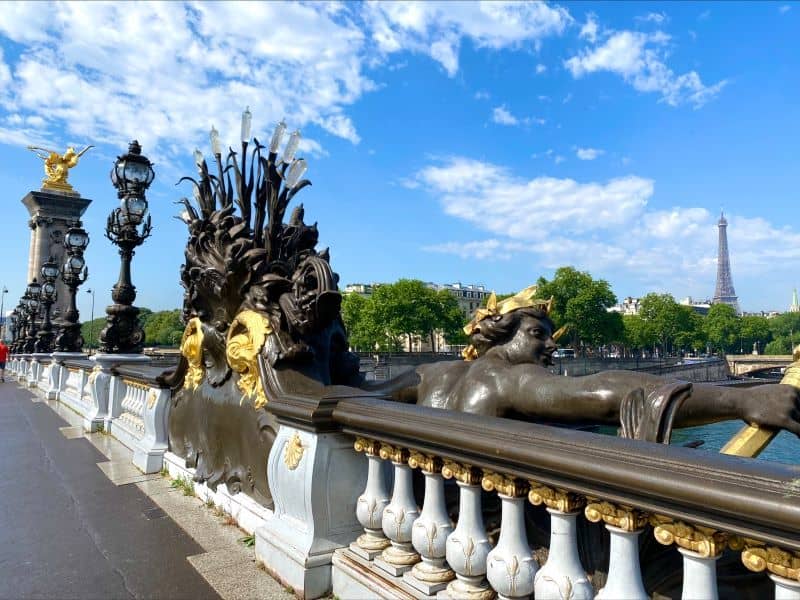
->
[726,354,792,376]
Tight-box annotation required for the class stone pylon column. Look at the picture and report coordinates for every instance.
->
[22,191,91,320]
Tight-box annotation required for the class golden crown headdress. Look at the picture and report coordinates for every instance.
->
[461,284,566,361]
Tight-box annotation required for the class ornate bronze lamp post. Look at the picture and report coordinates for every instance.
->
[23,281,41,353]
[55,224,89,353]
[11,301,25,354]
[34,258,59,352]
[98,140,154,354]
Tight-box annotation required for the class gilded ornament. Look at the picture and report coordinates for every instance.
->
[741,542,800,581]
[226,310,272,409]
[462,284,553,361]
[441,459,481,485]
[27,144,93,193]
[528,482,585,513]
[378,442,408,463]
[408,450,440,473]
[179,317,205,391]
[87,365,102,385]
[283,432,305,470]
[353,437,380,456]
[146,390,158,409]
[481,470,528,497]
[584,500,647,532]
[650,515,728,558]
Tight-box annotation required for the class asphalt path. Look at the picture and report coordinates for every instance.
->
[0,382,220,600]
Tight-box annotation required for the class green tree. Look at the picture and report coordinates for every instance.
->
[142,309,184,346]
[638,293,682,354]
[623,314,655,354]
[673,306,707,354]
[341,292,379,351]
[703,303,740,354]
[763,312,800,354]
[536,267,619,352]
[434,289,468,349]
[738,315,771,354]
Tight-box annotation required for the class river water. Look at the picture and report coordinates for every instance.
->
[670,421,799,465]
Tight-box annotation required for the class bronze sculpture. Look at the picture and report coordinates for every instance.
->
[374,286,800,438]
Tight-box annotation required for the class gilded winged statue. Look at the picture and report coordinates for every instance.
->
[27,144,94,192]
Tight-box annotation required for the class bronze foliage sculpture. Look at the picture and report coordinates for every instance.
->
[165,120,361,506]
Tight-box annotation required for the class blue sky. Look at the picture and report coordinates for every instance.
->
[0,1,798,319]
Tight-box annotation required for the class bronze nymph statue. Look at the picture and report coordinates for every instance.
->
[375,286,800,439]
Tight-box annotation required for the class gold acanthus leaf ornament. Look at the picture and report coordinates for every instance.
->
[284,432,305,470]
[585,500,648,532]
[482,470,528,497]
[650,515,728,558]
[179,317,205,391]
[226,310,272,409]
[528,482,586,513]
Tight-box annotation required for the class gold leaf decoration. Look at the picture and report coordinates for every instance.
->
[649,515,728,558]
[226,310,272,409]
[180,317,205,391]
[147,390,158,409]
[482,470,528,497]
[528,482,586,513]
[408,450,440,473]
[283,432,305,470]
[585,500,647,532]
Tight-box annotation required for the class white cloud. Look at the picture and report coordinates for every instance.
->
[576,147,604,160]
[636,12,668,24]
[474,90,491,100]
[415,157,651,238]
[0,2,377,162]
[492,105,519,126]
[553,155,565,164]
[491,104,545,127]
[363,1,572,76]
[416,157,800,296]
[579,13,599,42]
[562,92,573,104]
[535,63,547,74]
[565,30,726,107]
[779,5,791,13]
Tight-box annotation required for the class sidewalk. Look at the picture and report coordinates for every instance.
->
[0,381,291,600]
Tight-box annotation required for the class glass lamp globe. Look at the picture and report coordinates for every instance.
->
[42,282,56,298]
[65,228,89,250]
[27,280,41,297]
[41,261,60,281]
[66,255,85,275]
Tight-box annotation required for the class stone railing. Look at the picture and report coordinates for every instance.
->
[7,353,171,474]
[328,397,800,600]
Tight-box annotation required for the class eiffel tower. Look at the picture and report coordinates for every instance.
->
[712,211,740,313]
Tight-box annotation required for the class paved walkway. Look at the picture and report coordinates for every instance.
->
[0,381,291,600]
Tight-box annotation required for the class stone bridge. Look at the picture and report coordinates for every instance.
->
[726,354,792,376]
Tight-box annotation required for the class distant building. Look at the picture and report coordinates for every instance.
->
[608,297,641,316]
[427,282,489,321]
[680,296,712,316]
[790,289,800,313]
[342,281,489,352]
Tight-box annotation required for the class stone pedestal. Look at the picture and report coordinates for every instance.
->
[255,426,365,599]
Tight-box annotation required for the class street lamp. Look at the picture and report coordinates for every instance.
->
[86,287,96,352]
[55,224,89,353]
[11,300,26,354]
[34,257,59,352]
[0,285,7,340]
[99,140,155,354]
[23,280,41,353]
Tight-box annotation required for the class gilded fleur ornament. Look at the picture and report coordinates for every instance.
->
[441,459,482,485]
[226,310,272,409]
[740,540,800,581]
[180,317,205,391]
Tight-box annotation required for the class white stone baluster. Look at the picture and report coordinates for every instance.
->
[443,460,494,599]
[351,437,391,560]
[742,543,800,600]
[529,483,593,600]
[404,451,454,594]
[772,575,800,600]
[652,518,727,600]
[374,443,420,577]
[483,472,536,600]
[585,501,647,600]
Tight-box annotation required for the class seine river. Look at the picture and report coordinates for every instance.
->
[670,421,799,464]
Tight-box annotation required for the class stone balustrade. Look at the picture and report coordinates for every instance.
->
[329,397,800,600]
[6,352,171,474]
